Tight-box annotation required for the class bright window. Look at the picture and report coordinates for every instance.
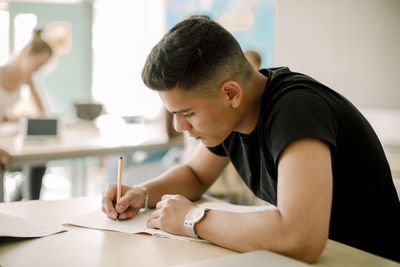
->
[92,0,166,119]
[0,8,9,65]
[13,13,37,55]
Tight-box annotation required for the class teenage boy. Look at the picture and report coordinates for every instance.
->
[102,17,400,262]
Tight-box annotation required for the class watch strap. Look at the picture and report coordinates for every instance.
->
[184,208,210,239]
[184,221,199,239]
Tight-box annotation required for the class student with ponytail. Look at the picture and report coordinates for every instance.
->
[0,28,53,200]
[0,28,52,120]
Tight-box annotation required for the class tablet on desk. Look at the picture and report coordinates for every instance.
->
[23,118,59,141]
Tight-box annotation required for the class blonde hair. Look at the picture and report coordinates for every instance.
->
[29,28,53,56]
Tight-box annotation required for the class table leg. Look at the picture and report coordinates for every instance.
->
[70,158,87,197]
[80,158,87,196]
[71,159,78,197]
[0,169,4,202]
[22,165,32,200]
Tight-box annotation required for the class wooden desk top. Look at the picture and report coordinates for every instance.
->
[0,197,398,267]
[0,197,235,267]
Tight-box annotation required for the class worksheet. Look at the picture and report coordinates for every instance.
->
[0,212,67,238]
[64,199,276,242]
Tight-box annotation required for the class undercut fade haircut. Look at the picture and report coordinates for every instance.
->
[141,17,252,94]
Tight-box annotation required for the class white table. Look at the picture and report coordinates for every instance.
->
[0,197,398,267]
[0,117,182,201]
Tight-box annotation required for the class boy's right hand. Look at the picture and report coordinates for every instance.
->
[101,183,146,220]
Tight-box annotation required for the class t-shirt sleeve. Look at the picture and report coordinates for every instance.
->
[207,144,227,156]
[265,89,338,164]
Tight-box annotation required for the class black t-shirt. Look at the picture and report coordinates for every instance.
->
[208,67,400,261]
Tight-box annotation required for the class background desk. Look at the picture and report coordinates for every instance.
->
[0,197,398,267]
[0,118,182,201]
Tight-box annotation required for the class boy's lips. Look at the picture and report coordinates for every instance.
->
[189,134,201,140]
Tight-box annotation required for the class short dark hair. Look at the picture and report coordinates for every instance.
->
[141,17,252,94]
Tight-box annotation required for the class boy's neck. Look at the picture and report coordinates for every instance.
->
[235,70,268,135]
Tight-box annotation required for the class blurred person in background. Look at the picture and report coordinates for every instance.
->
[0,28,52,121]
[244,50,261,69]
[0,149,12,171]
[0,28,53,200]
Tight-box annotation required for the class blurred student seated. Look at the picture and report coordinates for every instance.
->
[0,149,12,171]
[0,28,53,201]
[244,50,261,69]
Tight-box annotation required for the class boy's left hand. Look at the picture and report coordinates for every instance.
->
[147,194,197,237]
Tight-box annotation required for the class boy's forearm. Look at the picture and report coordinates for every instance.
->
[196,209,282,252]
[140,163,211,208]
[195,208,324,263]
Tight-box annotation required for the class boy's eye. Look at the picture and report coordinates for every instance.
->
[183,113,194,118]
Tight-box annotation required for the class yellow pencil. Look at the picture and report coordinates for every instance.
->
[116,156,123,221]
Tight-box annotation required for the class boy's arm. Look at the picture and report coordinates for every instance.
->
[142,144,230,206]
[148,138,333,263]
[102,144,229,220]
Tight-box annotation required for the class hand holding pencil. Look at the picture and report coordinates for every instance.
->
[101,157,148,221]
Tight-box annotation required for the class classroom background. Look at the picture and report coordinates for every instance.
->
[0,0,399,203]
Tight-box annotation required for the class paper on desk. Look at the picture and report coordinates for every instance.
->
[64,200,276,242]
[0,212,67,238]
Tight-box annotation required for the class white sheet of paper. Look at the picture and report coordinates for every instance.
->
[0,212,67,238]
[64,199,276,242]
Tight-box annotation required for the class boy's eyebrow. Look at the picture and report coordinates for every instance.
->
[171,108,192,115]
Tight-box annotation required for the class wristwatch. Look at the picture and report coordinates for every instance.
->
[184,207,209,239]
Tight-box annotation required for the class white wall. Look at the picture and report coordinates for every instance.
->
[274,0,400,109]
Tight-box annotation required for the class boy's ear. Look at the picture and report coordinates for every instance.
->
[219,80,242,108]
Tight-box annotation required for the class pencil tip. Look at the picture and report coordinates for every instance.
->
[120,156,123,160]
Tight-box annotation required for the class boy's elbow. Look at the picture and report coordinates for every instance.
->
[256,230,327,264]
[282,233,327,263]
[295,244,325,264]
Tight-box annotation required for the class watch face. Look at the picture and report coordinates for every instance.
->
[186,208,204,224]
